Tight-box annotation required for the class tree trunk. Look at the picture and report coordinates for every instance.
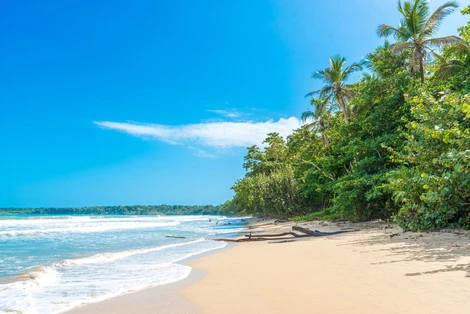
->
[337,95,349,124]
[419,50,425,84]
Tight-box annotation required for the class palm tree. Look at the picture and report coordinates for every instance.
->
[306,56,364,124]
[377,0,463,84]
[434,42,470,79]
[301,97,333,145]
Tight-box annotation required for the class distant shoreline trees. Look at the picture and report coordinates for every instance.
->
[0,205,227,216]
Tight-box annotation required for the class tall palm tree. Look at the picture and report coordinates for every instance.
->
[377,0,463,84]
[306,56,364,124]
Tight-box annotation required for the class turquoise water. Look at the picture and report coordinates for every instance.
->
[0,214,245,314]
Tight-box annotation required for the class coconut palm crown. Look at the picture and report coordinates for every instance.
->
[305,56,364,124]
[301,97,333,145]
[377,0,463,84]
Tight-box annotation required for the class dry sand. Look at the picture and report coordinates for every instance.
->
[67,220,470,314]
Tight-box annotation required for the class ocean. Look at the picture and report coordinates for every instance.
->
[0,214,246,314]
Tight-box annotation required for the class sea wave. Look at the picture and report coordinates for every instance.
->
[0,239,227,314]
[0,215,216,226]
[57,238,207,266]
[17,265,60,288]
[0,221,180,237]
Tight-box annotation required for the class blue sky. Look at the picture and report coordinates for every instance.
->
[1,0,468,207]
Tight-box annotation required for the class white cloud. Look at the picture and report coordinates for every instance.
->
[94,117,301,149]
[207,109,243,118]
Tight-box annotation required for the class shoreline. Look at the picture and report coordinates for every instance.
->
[65,268,203,314]
[65,242,235,314]
[66,220,470,314]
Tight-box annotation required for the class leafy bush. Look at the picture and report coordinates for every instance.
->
[389,90,470,230]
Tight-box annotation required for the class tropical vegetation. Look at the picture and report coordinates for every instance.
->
[227,0,470,230]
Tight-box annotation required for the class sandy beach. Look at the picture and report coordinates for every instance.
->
[67,220,470,314]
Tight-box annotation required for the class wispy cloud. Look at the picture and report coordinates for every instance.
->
[187,146,217,158]
[94,118,301,150]
[206,109,244,118]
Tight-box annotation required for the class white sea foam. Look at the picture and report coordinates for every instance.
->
[0,221,180,237]
[57,238,207,266]
[18,266,60,287]
[0,239,226,314]
[0,215,214,226]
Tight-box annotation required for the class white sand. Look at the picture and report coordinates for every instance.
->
[182,224,470,314]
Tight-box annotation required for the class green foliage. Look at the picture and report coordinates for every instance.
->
[289,207,342,222]
[458,6,470,42]
[243,133,287,177]
[388,88,470,230]
[233,165,303,218]
[227,0,470,230]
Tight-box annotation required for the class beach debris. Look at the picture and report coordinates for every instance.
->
[292,226,317,235]
[213,226,355,242]
[165,236,187,239]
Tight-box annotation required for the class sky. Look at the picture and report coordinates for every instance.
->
[1,0,468,207]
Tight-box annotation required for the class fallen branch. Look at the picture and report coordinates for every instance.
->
[213,226,356,243]
[292,226,318,235]
[245,232,301,238]
[313,229,355,236]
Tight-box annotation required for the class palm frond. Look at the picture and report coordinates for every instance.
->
[310,97,331,118]
[400,0,428,39]
[424,36,464,49]
[377,24,400,38]
[343,60,366,78]
[311,69,333,84]
[318,86,334,100]
[301,110,315,122]
[431,51,447,63]
[437,61,465,79]
[304,89,322,98]
[390,42,413,54]
[305,87,333,100]
[433,48,469,80]
[444,42,470,60]
[421,1,458,39]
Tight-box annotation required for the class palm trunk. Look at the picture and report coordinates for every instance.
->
[419,56,425,84]
[337,96,349,124]
[417,47,425,84]
[319,119,329,146]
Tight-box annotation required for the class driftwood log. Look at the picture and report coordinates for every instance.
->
[213,226,355,242]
